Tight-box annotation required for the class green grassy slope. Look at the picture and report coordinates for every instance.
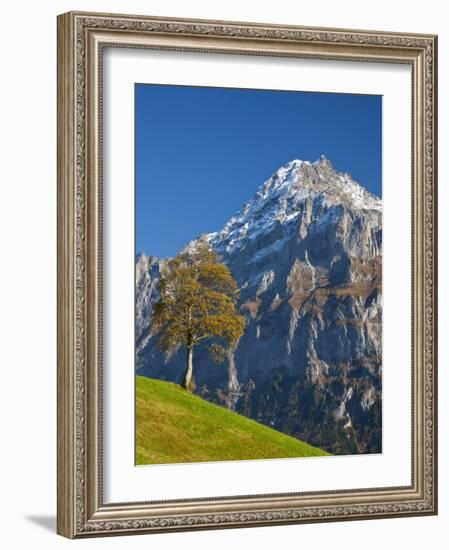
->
[136,376,329,464]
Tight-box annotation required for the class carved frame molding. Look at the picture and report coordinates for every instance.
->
[57,11,437,538]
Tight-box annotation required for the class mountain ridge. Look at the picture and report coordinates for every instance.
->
[186,156,381,258]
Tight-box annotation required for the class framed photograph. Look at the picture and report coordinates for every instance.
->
[57,11,438,538]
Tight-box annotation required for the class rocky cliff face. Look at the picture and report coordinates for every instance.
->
[136,157,382,455]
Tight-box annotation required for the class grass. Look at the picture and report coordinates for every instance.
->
[136,376,330,465]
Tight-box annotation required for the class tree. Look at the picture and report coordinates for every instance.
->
[152,240,245,391]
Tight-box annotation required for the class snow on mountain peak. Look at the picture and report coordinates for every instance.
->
[188,157,381,256]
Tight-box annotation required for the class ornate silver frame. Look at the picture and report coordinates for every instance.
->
[57,11,438,538]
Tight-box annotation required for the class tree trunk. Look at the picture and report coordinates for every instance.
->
[182,345,194,391]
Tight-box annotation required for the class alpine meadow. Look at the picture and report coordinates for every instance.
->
[135,84,382,464]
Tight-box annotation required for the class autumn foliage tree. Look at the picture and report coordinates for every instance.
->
[152,241,245,391]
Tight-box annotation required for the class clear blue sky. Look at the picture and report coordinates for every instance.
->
[136,84,381,258]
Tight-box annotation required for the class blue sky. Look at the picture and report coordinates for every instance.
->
[136,84,381,258]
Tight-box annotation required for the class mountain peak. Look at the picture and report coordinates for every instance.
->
[314,154,332,166]
[199,157,381,256]
[264,156,380,209]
